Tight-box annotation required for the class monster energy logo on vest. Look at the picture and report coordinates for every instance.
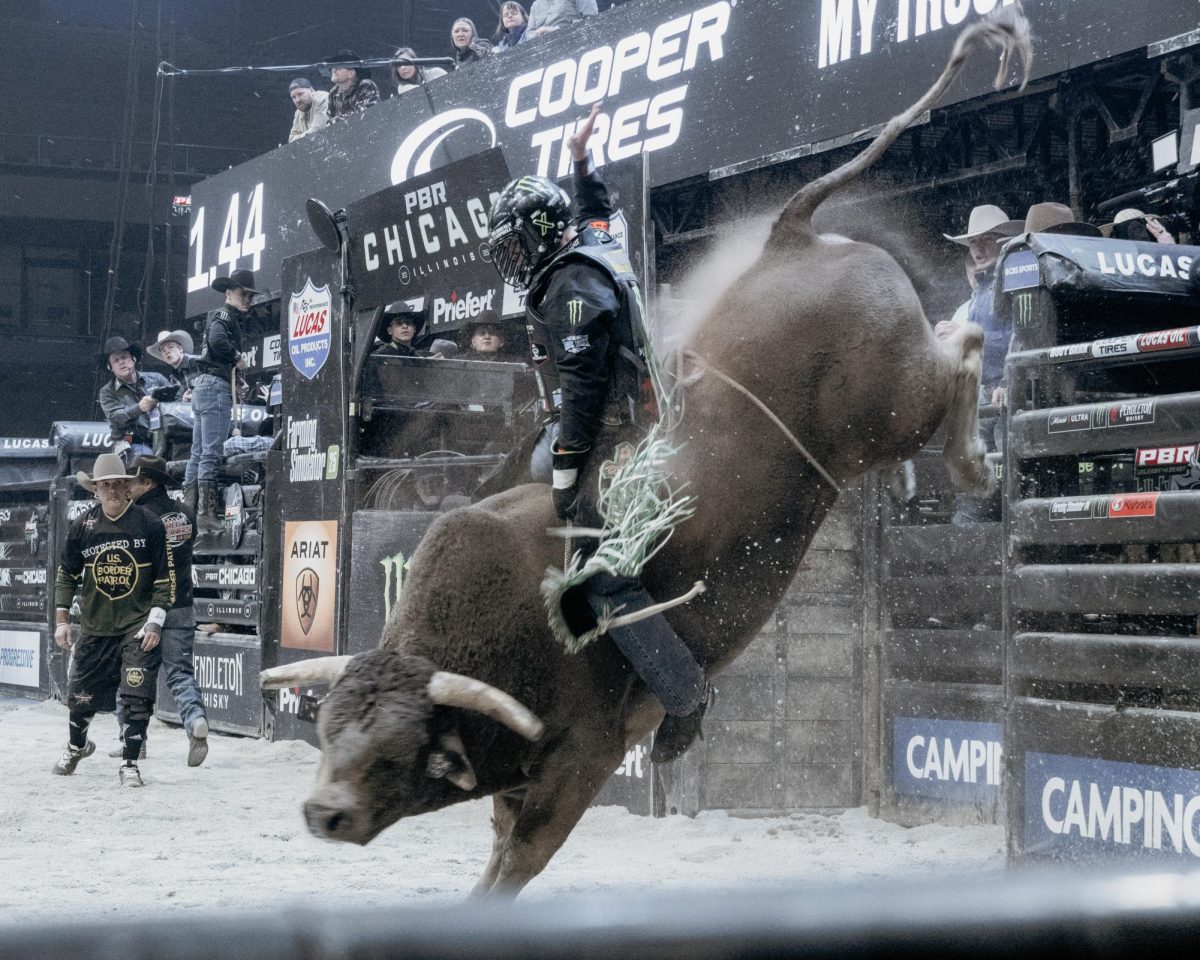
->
[527,242,655,423]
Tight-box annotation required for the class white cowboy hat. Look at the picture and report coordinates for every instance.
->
[944,205,1022,245]
[146,329,195,362]
[76,453,133,492]
[1099,208,1149,238]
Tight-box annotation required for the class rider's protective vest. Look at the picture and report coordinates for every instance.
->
[525,236,658,430]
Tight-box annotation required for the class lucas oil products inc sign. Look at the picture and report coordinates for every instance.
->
[185,0,1200,316]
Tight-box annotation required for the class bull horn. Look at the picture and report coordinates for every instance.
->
[260,655,352,690]
[427,672,545,742]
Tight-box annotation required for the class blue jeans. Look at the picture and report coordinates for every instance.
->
[161,607,206,734]
[116,608,206,736]
[185,374,232,484]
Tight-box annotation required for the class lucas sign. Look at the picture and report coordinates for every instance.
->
[288,278,332,381]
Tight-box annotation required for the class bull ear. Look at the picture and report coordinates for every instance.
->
[426,731,476,791]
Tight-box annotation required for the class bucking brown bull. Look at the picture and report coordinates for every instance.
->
[262,8,1031,897]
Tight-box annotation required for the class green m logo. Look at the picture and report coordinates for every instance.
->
[379,550,411,622]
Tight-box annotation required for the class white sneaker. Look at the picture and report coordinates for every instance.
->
[52,740,95,776]
[119,762,145,787]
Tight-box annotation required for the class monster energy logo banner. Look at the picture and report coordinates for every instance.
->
[379,550,412,622]
[1014,291,1034,328]
[566,298,583,325]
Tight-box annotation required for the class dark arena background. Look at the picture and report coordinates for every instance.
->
[4,0,1200,950]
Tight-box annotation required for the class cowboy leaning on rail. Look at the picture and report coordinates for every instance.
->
[485,104,709,763]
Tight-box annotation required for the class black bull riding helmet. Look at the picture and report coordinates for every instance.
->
[486,176,571,291]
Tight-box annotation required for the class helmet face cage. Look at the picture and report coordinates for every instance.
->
[487,177,571,291]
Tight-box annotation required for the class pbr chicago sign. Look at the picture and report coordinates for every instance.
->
[346,148,511,320]
[287,278,332,380]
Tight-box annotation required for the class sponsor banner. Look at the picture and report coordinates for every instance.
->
[287,278,333,381]
[892,717,1003,803]
[1026,752,1200,861]
[192,564,258,590]
[1048,494,1159,520]
[186,0,1200,315]
[344,509,439,656]
[1091,327,1200,360]
[1000,249,1039,292]
[0,595,43,616]
[284,415,339,484]
[281,520,339,652]
[193,599,260,625]
[0,437,55,460]
[1106,492,1159,518]
[346,149,511,317]
[263,334,282,369]
[592,736,655,815]
[0,567,48,588]
[1048,342,1091,361]
[1044,400,1156,434]
[157,634,261,733]
[0,628,39,688]
[50,422,116,456]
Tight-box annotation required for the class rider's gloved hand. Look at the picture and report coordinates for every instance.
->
[551,446,587,522]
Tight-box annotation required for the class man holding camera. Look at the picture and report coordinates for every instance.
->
[186,269,257,536]
[97,336,175,464]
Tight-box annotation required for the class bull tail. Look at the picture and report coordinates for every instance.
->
[771,5,1032,243]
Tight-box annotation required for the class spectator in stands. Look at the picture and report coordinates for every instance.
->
[937,204,1022,410]
[374,303,431,357]
[146,329,196,402]
[287,78,329,142]
[1101,208,1176,244]
[327,50,381,121]
[98,336,171,465]
[525,0,597,40]
[188,268,258,537]
[392,47,447,94]
[127,455,208,768]
[493,3,529,50]
[461,311,507,359]
[450,19,493,66]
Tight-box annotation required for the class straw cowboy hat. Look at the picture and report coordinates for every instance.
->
[146,329,194,362]
[944,205,1022,245]
[1022,202,1102,237]
[76,453,133,492]
[1099,208,1150,238]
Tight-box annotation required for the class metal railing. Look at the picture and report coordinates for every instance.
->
[0,134,253,177]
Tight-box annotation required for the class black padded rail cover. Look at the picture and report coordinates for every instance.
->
[1009,392,1200,458]
[999,234,1197,300]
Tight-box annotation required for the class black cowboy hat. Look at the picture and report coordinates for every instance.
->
[460,309,509,342]
[101,336,142,365]
[129,454,176,489]
[211,268,265,295]
[377,298,427,340]
[326,49,371,80]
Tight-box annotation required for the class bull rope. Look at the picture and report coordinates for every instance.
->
[678,350,842,495]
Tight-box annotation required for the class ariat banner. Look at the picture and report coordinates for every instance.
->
[281,519,338,652]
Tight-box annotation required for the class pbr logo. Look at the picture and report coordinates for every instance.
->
[287,278,332,381]
[296,568,319,636]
